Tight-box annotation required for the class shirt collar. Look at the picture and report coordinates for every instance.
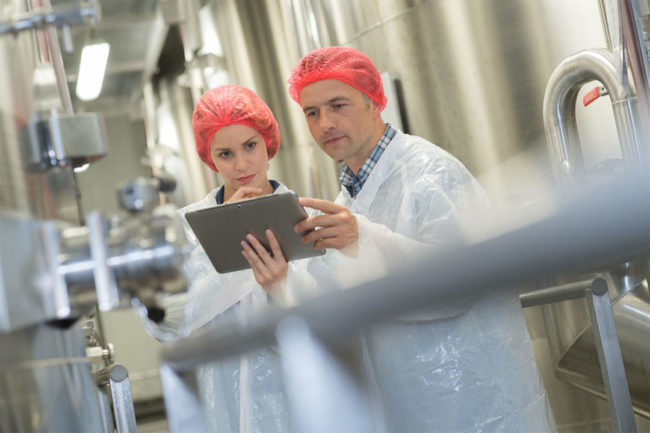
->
[340,124,396,198]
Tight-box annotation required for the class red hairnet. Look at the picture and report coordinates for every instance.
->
[288,46,387,111]
[192,84,281,172]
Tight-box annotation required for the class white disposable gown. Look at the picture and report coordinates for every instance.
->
[140,182,308,433]
[291,129,556,433]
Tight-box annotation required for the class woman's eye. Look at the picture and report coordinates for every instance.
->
[245,141,256,149]
[334,103,345,109]
[218,151,230,158]
[306,111,316,118]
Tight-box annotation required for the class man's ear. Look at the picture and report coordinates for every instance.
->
[372,101,382,119]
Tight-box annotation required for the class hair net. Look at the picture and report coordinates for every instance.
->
[192,84,281,172]
[288,46,387,110]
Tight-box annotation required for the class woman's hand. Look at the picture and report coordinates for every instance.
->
[241,229,288,296]
[224,186,264,204]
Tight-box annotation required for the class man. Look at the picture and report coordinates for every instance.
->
[287,46,554,432]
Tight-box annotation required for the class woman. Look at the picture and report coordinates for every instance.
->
[142,84,300,432]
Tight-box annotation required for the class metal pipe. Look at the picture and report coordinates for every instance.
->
[620,0,650,165]
[29,0,74,114]
[519,279,593,308]
[161,171,650,371]
[109,364,138,433]
[542,49,643,186]
[44,20,74,113]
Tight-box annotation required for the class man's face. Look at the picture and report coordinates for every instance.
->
[299,79,381,172]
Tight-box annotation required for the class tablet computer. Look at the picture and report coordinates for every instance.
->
[184,192,325,274]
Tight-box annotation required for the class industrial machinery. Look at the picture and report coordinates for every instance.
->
[0,1,189,431]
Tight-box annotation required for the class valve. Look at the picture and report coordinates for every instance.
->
[583,85,609,106]
[117,175,177,214]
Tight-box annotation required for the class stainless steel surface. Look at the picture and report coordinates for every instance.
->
[58,206,189,311]
[0,215,75,331]
[154,77,215,205]
[543,49,642,185]
[97,383,115,433]
[201,0,340,199]
[161,171,650,371]
[87,211,120,311]
[545,274,650,418]
[109,364,138,433]
[586,279,637,433]
[24,111,108,169]
[285,0,598,195]
[0,321,104,432]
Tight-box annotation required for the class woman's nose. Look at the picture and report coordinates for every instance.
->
[234,155,248,171]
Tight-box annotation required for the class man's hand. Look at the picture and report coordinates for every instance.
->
[241,229,288,295]
[294,197,358,255]
[224,186,264,203]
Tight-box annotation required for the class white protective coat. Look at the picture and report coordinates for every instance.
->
[292,129,556,433]
[140,183,306,433]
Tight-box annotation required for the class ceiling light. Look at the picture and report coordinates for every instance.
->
[73,162,90,173]
[75,42,110,101]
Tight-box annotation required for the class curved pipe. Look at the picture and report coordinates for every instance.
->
[542,49,644,186]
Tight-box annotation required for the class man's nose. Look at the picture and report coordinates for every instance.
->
[319,110,335,131]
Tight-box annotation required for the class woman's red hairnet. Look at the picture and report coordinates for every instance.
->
[192,84,281,172]
[287,46,387,110]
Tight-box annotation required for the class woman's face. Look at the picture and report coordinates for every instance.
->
[210,124,270,199]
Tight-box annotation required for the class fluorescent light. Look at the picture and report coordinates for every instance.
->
[73,162,90,173]
[75,42,110,101]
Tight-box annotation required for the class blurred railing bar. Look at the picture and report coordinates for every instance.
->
[519,279,594,307]
[161,171,650,372]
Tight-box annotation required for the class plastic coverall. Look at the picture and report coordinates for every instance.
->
[141,182,311,433]
[291,129,556,433]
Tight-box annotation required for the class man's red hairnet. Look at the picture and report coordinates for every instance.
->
[192,84,281,172]
[287,46,387,110]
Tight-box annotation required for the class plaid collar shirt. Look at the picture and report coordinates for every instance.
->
[340,124,397,198]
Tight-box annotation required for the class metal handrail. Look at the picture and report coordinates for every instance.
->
[519,279,594,307]
[161,171,650,371]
